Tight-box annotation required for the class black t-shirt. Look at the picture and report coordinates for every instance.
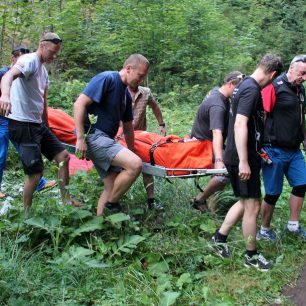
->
[224,77,264,166]
[191,87,229,141]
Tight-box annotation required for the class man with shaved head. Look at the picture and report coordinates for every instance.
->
[0,32,78,210]
[74,54,150,216]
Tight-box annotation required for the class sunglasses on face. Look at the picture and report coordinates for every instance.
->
[228,74,246,82]
[292,55,306,64]
[41,38,62,45]
[237,74,246,80]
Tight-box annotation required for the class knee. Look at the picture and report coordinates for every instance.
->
[130,156,142,176]
[29,173,43,183]
[55,150,70,165]
[244,200,261,216]
[254,201,261,215]
[292,185,306,198]
[264,194,280,206]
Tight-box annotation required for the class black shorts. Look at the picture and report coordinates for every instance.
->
[226,160,261,199]
[9,119,65,175]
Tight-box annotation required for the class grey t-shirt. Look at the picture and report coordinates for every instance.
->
[191,87,229,141]
[8,53,49,123]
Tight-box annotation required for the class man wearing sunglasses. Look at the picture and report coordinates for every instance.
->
[257,54,306,241]
[0,46,56,199]
[0,32,79,210]
[190,71,245,212]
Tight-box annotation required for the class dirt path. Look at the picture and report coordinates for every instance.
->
[282,263,306,306]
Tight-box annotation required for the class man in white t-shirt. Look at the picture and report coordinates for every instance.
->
[0,32,79,210]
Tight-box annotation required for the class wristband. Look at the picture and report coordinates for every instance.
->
[214,158,224,163]
[159,123,166,127]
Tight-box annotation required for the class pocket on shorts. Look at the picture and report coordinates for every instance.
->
[19,143,41,168]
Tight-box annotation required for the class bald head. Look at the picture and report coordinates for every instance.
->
[37,32,62,64]
[40,32,62,44]
[123,54,149,69]
[287,54,306,86]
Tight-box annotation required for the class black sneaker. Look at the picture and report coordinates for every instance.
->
[211,235,231,258]
[148,201,164,210]
[244,253,273,271]
[105,202,122,213]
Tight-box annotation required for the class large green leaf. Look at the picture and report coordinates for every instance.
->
[24,217,47,230]
[71,217,104,237]
[106,213,130,224]
[176,272,192,289]
[160,291,180,306]
[85,260,110,269]
[148,261,169,276]
[110,235,145,257]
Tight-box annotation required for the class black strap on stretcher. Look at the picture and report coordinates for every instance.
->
[149,138,185,166]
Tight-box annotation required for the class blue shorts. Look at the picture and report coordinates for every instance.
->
[262,146,306,195]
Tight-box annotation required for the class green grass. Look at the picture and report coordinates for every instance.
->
[0,103,305,305]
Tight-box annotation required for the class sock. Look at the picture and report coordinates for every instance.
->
[147,198,155,205]
[287,221,299,232]
[260,226,270,234]
[215,230,228,243]
[246,249,258,257]
[106,201,119,207]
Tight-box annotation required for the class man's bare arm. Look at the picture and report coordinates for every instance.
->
[234,114,251,180]
[0,67,22,116]
[123,121,135,152]
[212,129,224,169]
[151,100,166,135]
[73,93,93,159]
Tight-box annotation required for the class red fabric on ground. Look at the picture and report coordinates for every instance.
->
[69,154,94,176]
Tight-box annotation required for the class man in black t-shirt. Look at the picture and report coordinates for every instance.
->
[211,54,283,271]
[190,71,245,211]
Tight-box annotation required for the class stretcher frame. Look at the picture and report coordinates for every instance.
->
[142,162,227,178]
[64,143,228,179]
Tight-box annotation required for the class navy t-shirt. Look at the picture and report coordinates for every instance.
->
[83,71,133,138]
[0,66,10,105]
[224,77,264,166]
[0,66,10,84]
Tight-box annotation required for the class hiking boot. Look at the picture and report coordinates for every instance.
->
[244,253,273,271]
[105,202,122,213]
[190,198,208,212]
[148,201,164,210]
[286,226,306,241]
[256,228,277,241]
[211,235,231,258]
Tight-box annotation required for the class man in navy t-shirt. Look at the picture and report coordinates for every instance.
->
[211,54,283,271]
[74,54,149,216]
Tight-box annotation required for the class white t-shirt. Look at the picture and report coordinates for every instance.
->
[8,53,49,123]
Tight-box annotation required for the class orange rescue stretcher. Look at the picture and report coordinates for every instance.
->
[47,107,227,178]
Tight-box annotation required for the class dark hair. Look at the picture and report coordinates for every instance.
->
[223,71,245,85]
[258,53,283,77]
[11,46,30,56]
